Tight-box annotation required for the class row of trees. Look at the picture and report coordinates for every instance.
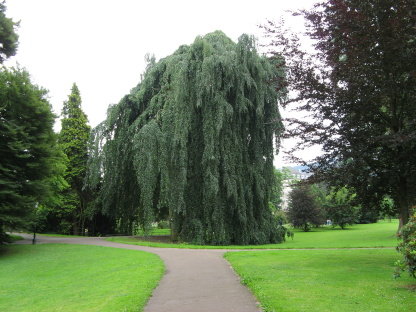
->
[1,16,289,244]
[2,0,415,253]
[0,67,93,241]
[0,1,93,242]
[286,182,377,232]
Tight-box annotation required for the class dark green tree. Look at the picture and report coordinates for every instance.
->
[262,0,416,227]
[87,31,286,245]
[0,67,60,242]
[0,1,19,64]
[287,184,326,231]
[59,83,91,235]
[325,186,358,229]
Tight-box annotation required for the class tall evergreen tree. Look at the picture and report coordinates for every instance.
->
[0,67,60,242]
[59,83,91,235]
[87,31,286,245]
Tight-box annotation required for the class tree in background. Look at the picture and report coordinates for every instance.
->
[325,186,358,229]
[262,0,416,227]
[0,1,19,63]
[287,184,325,232]
[270,167,293,212]
[87,31,286,245]
[0,67,60,242]
[58,83,91,235]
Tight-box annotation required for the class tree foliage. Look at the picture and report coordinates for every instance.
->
[270,167,293,212]
[395,207,416,278]
[287,184,325,232]
[58,83,91,235]
[0,1,19,63]
[0,67,59,241]
[325,186,358,229]
[87,31,286,245]
[262,0,416,226]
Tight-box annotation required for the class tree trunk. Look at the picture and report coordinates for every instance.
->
[169,208,177,241]
[397,177,411,232]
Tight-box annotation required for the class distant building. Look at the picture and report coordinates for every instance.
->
[281,166,312,211]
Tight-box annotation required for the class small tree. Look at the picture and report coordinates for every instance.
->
[395,207,416,279]
[287,184,325,232]
[325,186,358,229]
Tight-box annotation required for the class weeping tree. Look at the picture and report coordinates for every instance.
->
[86,31,286,245]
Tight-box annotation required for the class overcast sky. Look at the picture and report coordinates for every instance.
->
[4,0,319,167]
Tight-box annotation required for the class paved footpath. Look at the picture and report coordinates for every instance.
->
[13,234,261,312]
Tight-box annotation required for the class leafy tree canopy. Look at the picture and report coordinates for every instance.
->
[325,186,358,229]
[0,1,19,63]
[87,31,286,245]
[262,0,416,226]
[287,184,325,232]
[0,67,60,241]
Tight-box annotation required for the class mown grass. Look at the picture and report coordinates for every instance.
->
[0,244,164,312]
[108,219,399,249]
[225,249,415,312]
[134,228,171,236]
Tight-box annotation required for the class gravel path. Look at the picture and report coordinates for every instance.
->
[13,234,261,312]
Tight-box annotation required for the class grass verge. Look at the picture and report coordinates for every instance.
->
[0,244,164,312]
[224,249,415,312]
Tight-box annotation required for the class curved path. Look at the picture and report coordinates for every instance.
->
[13,234,261,312]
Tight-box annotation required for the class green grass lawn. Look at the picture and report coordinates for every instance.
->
[108,219,399,249]
[134,228,171,236]
[223,220,415,312]
[0,244,164,312]
[225,249,415,312]
[280,219,399,248]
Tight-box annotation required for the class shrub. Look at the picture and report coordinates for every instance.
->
[274,210,288,225]
[394,207,416,278]
[158,220,170,229]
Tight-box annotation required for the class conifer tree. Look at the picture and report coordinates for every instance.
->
[59,83,91,235]
[87,31,286,245]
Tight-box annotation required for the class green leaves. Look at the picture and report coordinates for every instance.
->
[0,2,19,63]
[58,83,91,234]
[395,207,416,278]
[0,67,59,238]
[91,31,285,244]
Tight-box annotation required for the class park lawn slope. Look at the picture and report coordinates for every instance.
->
[108,219,399,249]
[0,244,164,312]
[225,247,415,311]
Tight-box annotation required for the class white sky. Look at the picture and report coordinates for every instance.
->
[4,0,319,167]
